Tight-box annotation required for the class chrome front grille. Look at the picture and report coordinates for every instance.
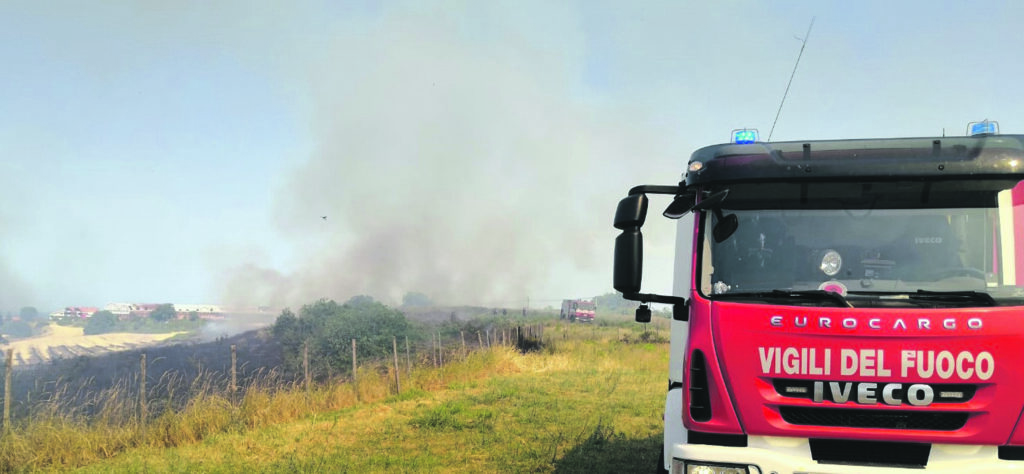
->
[780,406,968,431]
[772,378,975,431]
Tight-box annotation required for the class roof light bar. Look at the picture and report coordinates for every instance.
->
[968,120,999,136]
[731,129,759,144]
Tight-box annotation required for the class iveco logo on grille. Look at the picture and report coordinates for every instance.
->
[812,381,934,406]
[774,379,976,407]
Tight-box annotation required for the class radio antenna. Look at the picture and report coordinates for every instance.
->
[768,17,815,142]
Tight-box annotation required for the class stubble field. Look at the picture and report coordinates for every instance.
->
[0,325,185,366]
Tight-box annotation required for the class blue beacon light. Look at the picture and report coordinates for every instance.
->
[732,129,759,144]
[968,120,999,136]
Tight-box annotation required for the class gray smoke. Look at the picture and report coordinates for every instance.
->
[0,261,33,315]
[220,6,674,308]
[0,187,34,313]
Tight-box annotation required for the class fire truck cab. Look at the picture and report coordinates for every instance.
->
[561,299,596,323]
[613,123,1024,473]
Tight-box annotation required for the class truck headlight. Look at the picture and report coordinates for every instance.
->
[819,249,842,276]
[672,459,755,474]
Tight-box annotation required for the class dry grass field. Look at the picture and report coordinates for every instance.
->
[0,324,185,366]
[0,321,670,473]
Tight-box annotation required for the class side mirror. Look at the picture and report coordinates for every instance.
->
[614,194,648,294]
[614,230,643,293]
[694,190,737,243]
[635,304,652,323]
[612,186,689,307]
[672,302,689,321]
[662,191,697,219]
[690,189,729,212]
[614,194,648,230]
[713,212,739,243]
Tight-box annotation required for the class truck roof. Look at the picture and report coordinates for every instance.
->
[685,134,1024,188]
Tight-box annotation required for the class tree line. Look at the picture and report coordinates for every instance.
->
[81,303,189,335]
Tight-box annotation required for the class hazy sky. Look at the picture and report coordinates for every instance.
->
[3,1,1023,312]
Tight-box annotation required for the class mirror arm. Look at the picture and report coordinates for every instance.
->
[622,292,687,305]
[627,185,683,196]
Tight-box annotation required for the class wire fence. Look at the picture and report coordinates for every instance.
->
[0,324,547,433]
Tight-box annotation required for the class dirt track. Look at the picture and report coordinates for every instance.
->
[0,325,184,366]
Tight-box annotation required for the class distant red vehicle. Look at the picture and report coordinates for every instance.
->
[560,299,595,323]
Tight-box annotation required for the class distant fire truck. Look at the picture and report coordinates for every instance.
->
[560,299,596,322]
[613,122,1024,472]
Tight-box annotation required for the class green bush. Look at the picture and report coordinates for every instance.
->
[84,311,118,335]
[272,296,416,378]
[1,320,33,338]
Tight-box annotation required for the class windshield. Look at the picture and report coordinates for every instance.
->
[699,180,1024,305]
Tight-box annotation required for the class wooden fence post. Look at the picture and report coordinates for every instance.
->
[352,339,359,401]
[140,352,147,434]
[477,331,483,349]
[392,337,401,395]
[303,341,310,395]
[230,344,237,405]
[461,331,466,356]
[405,336,411,376]
[3,349,11,434]
[438,331,443,368]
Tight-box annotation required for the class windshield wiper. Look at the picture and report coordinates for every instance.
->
[714,289,854,308]
[908,290,996,307]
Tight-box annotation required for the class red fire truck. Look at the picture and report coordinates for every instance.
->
[613,123,1024,472]
[560,299,596,322]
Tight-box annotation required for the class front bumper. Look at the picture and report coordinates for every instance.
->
[673,436,1024,473]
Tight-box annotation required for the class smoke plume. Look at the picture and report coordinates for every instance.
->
[221,6,670,308]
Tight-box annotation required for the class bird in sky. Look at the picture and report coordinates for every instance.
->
[321,216,327,220]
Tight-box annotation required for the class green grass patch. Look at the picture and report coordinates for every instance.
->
[408,400,495,432]
[384,387,429,403]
